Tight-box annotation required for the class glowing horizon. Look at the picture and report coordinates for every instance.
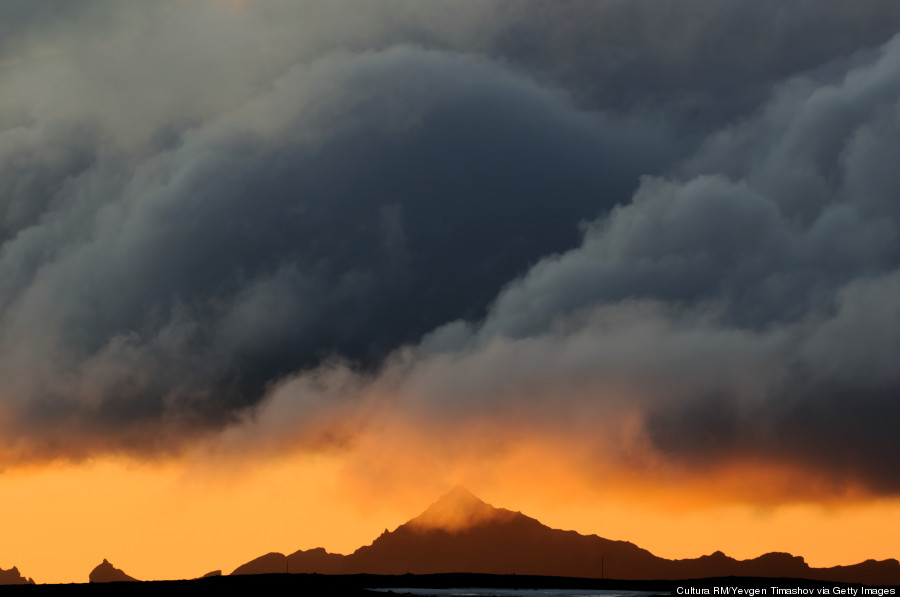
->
[3,430,900,584]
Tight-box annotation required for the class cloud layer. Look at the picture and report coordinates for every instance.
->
[245,29,900,497]
[0,0,899,498]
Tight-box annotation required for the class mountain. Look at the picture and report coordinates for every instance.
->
[347,486,664,577]
[230,487,900,584]
[89,558,138,583]
[0,566,34,585]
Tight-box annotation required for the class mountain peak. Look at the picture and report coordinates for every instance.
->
[407,486,514,532]
[89,559,138,583]
[437,486,485,507]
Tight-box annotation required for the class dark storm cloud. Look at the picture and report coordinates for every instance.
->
[2,0,900,487]
[645,268,900,491]
[476,0,900,131]
[410,33,900,493]
[0,39,668,459]
[459,33,900,337]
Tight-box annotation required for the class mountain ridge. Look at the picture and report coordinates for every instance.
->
[228,487,900,584]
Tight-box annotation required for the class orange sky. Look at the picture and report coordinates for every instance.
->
[2,430,899,585]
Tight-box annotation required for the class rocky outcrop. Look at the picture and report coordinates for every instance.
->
[89,558,138,583]
[0,566,34,585]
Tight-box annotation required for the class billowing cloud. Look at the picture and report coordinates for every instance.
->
[0,0,899,501]
[0,6,671,460]
[228,31,900,498]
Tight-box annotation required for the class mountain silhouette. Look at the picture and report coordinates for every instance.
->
[230,487,900,584]
[89,558,138,583]
[0,566,34,585]
[347,486,662,577]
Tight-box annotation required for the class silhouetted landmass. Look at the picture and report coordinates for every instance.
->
[230,552,287,576]
[0,566,34,585]
[0,573,896,596]
[229,487,900,585]
[88,559,138,583]
[231,547,350,576]
[4,488,896,590]
[286,546,346,574]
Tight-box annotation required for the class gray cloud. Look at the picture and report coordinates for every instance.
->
[0,39,668,459]
[322,31,900,495]
[476,0,900,133]
[1,0,899,487]
[472,34,900,339]
[646,271,900,492]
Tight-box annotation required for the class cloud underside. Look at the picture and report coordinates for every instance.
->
[0,1,899,497]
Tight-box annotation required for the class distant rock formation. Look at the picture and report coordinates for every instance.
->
[201,569,222,578]
[89,558,138,583]
[285,546,344,574]
[230,486,900,584]
[0,566,34,585]
[230,547,345,575]
[231,552,288,575]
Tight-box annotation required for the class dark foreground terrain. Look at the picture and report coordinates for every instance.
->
[2,574,898,597]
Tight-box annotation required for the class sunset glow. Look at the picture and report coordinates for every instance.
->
[4,443,900,584]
